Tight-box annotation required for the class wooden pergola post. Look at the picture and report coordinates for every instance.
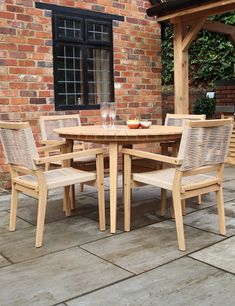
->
[172,18,189,114]
[172,17,206,114]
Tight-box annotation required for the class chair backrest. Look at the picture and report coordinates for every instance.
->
[177,119,233,172]
[0,121,39,170]
[165,113,206,127]
[40,114,81,142]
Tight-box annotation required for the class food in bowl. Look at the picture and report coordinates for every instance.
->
[127,120,140,129]
[139,121,152,129]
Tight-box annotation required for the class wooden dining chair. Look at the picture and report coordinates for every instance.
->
[162,113,206,156]
[161,113,206,210]
[39,114,97,172]
[122,119,233,251]
[0,121,105,248]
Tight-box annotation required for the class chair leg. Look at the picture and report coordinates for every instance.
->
[197,195,202,205]
[70,185,75,210]
[124,154,131,231]
[181,199,186,216]
[216,187,226,235]
[35,190,48,248]
[9,185,19,232]
[64,186,72,217]
[79,183,84,192]
[172,191,186,251]
[160,189,167,216]
[96,154,106,231]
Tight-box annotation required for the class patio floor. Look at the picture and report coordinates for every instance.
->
[0,165,235,305]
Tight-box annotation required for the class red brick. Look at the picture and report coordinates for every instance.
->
[16,0,33,7]
[0,59,17,66]
[27,38,44,45]
[18,60,35,67]
[0,12,15,19]
[6,5,24,13]
[16,13,33,22]
[9,67,28,74]
[8,51,27,59]
[18,45,35,52]
[0,98,9,104]
[10,82,27,89]
[11,97,28,104]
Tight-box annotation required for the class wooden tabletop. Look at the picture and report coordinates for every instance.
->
[54,125,182,144]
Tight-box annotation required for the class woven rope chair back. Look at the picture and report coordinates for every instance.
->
[0,122,39,170]
[40,115,81,142]
[177,119,233,172]
[165,114,206,127]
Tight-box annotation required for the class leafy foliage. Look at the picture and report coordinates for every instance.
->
[192,97,216,118]
[161,13,235,87]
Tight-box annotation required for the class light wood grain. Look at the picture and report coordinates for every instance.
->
[54,125,183,234]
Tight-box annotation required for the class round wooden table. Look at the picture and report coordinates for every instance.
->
[54,125,182,233]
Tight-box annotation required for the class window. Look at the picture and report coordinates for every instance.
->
[53,13,114,110]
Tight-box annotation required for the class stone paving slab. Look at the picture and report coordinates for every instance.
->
[66,257,235,306]
[0,254,11,268]
[195,185,235,204]
[0,216,113,263]
[223,165,235,181]
[190,236,235,274]
[0,211,32,233]
[223,179,235,194]
[183,201,235,236]
[16,194,101,225]
[0,194,11,211]
[0,247,131,306]
[81,221,224,274]
[82,198,171,231]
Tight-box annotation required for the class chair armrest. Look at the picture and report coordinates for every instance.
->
[37,143,68,153]
[40,140,66,146]
[122,148,182,165]
[34,148,104,165]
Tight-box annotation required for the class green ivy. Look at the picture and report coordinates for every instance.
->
[162,13,235,87]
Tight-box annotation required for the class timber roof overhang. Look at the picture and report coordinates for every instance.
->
[147,0,235,22]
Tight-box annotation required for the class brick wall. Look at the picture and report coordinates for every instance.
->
[162,82,235,122]
[0,0,162,188]
[162,86,208,121]
[215,80,235,115]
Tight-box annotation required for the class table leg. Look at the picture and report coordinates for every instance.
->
[109,142,118,233]
[62,140,75,211]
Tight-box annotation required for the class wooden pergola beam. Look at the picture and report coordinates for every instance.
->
[157,0,235,22]
[203,20,235,45]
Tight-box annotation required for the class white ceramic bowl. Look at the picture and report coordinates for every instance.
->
[139,121,152,129]
[127,120,140,129]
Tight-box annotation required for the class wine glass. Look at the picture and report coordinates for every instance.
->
[108,102,116,128]
[100,102,108,128]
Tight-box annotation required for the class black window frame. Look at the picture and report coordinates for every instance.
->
[52,12,115,111]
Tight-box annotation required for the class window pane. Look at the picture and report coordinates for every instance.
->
[56,45,84,106]
[54,14,113,109]
[87,22,110,43]
[57,17,82,41]
[87,48,111,104]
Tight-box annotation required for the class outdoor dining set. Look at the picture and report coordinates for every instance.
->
[0,110,233,252]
